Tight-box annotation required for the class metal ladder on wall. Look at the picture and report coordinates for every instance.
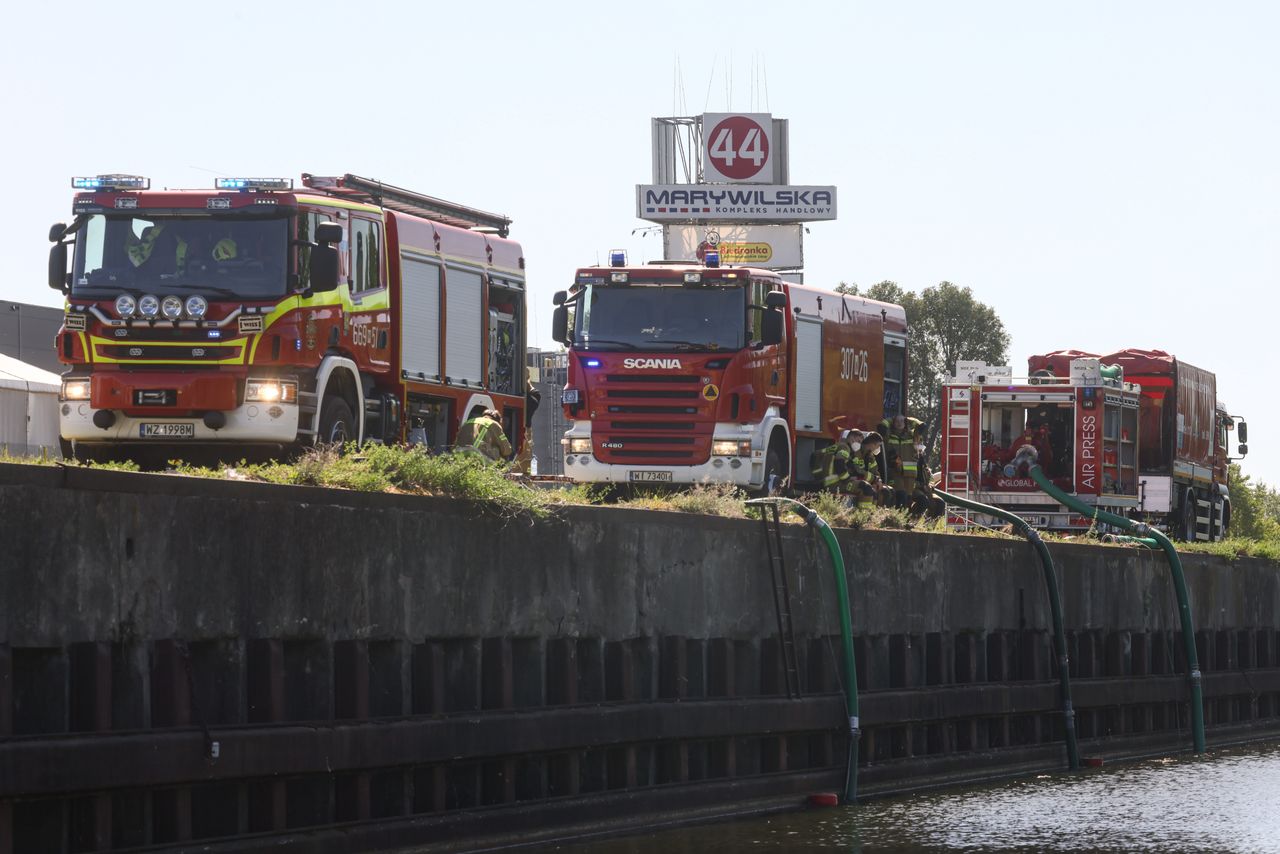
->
[758,502,801,699]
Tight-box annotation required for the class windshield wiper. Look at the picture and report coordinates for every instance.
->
[179,285,265,299]
[646,339,722,351]
[580,338,639,350]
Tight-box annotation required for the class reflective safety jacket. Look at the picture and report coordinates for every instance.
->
[458,415,512,462]
[880,417,923,478]
[811,443,851,490]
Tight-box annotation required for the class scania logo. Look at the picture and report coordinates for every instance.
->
[622,358,682,369]
[128,347,143,357]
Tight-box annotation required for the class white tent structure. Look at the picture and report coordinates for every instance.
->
[0,352,61,457]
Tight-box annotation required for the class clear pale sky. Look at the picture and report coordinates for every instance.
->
[5,1,1276,483]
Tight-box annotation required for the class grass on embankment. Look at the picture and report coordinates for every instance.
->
[2,445,1278,556]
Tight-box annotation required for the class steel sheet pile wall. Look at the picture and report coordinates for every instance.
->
[1,464,1279,852]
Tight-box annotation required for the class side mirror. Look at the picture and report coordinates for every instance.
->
[761,308,783,346]
[551,304,569,345]
[1238,443,1248,457]
[48,242,68,291]
[552,290,568,307]
[1237,421,1248,443]
[49,222,67,243]
[315,222,343,245]
[309,244,340,293]
[765,291,787,310]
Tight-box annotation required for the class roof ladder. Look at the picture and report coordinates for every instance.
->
[300,173,512,236]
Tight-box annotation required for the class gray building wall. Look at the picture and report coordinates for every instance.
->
[528,348,568,476]
[0,300,63,374]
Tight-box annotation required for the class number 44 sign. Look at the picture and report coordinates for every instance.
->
[702,113,774,183]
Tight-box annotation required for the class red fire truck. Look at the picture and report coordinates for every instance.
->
[550,252,908,492]
[941,358,1144,532]
[48,173,527,461]
[1030,349,1247,541]
[941,353,1247,540]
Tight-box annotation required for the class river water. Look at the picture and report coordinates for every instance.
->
[549,742,1280,853]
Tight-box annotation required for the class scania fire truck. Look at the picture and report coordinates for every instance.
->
[940,352,1247,540]
[48,173,527,461]
[550,252,908,492]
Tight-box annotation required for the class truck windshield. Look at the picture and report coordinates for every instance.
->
[574,285,746,351]
[70,214,289,299]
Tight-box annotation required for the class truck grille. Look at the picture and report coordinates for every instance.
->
[99,344,236,361]
[593,372,716,465]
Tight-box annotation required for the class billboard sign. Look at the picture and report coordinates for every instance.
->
[663,224,803,269]
[702,113,775,183]
[637,184,836,222]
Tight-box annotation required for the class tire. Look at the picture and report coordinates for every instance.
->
[317,396,356,446]
[753,449,784,498]
[1181,489,1197,541]
[1220,501,1231,540]
[59,437,75,461]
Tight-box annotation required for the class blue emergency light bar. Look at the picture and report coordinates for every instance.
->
[72,174,150,191]
[609,249,627,267]
[214,177,293,191]
[704,249,721,267]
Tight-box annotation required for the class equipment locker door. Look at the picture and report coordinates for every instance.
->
[444,265,484,385]
[794,315,823,433]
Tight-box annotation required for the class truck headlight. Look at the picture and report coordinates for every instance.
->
[60,378,91,401]
[245,379,298,403]
[712,439,751,457]
[566,437,592,454]
[138,294,160,318]
[115,294,136,318]
[184,295,208,319]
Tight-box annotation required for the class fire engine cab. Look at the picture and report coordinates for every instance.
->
[48,173,526,462]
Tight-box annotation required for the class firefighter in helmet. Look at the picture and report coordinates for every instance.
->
[879,412,924,506]
[457,406,512,463]
[811,429,857,492]
[846,431,885,509]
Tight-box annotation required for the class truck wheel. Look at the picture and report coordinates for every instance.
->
[1181,489,1197,541]
[59,437,75,460]
[317,396,356,446]
[753,449,784,498]
[1221,501,1231,540]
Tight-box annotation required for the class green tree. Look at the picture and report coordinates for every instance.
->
[839,280,1009,457]
[1228,464,1280,540]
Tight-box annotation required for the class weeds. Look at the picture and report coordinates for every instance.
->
[1,447,1278,557]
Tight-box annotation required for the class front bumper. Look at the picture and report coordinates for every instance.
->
[61,400,300,444]
[562,421,764,487]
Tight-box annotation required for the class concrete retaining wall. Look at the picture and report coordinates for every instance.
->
[1,463,1279,853]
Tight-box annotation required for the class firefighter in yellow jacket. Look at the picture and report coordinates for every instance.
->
[457,406,512,462]
[811,429,858,492]
[845,431,884,509]
[880,413,923,508]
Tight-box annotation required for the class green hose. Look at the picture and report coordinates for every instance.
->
[746,498,860,803]
[934,488,1079,770]
[1026,464,1205,753]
